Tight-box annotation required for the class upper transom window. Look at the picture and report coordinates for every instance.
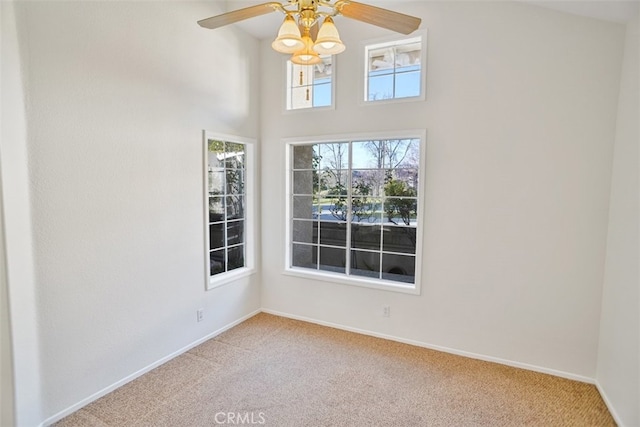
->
[364,34,425,103]
[286,55,333,110]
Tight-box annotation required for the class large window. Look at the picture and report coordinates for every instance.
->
[364,34,425,103]
[204,133,255,289]
[287,132,424,293]
[286,55,333,110]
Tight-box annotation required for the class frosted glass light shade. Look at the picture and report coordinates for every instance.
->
[313,17,345,55]
[291,35,322,65]
[272,16,304,54]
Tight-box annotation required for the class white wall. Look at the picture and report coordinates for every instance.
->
[12,1,261,422]
[0,173,15,427]
[597,15,639,427]
[1,2,43,425]
[260,1,625,379]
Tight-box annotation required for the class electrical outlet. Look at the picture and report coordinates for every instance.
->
[197,309,204,322]
[382,305,391,317]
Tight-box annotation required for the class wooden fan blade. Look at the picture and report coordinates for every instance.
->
[335,1,421,35]
[198,2,280,30]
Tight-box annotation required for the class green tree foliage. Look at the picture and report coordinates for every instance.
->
[208,140,224,153]
[328,179,376,222]
[384,178,417,226]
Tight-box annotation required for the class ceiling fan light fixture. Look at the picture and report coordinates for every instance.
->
[291,33,322,65]
[272,15,304,54]
[313,16,345,55]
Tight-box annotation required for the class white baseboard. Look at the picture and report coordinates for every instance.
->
[40,309,261,427]
[261,308,595,384]
[595,380,626,427]
[41,307,605,427]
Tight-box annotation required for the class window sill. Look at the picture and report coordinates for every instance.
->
[283,104,335,115]
[360,94,425,107]
[207,267,256,291]
[283,267,421,295]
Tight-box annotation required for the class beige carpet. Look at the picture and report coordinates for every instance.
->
[55,313,615,426]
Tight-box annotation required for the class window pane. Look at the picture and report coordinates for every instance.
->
[292,195,315,220]
[368,74,393,101]
[386,171,418,194]
[292,220,318,245]
[382,253,415,283]
[351,250,381,279]
[293,145,316,170]
[391,172,419,196]
[209,197,224,223]
[315,201,335,221]
[227,196,244,220]
[321,170,349,195]
[227,245,245,271]
[351,142,375,170]
[394,139,420,168]
[208,170,225,196]
[291,63,311,87]
[315,57,332,79]
[351,173,375,197]
[382,226,416,254]
[313,83,331,108]
[209,223,224,250]
[351,197,382,223]
[210,249,225,275]
[293,170,315,195]
[318,143,348,171]
[368,47,394,72]
[224,143,244,168]
[226,170,244,194]
[319,221,346,247]
[292,244,317,269]
[395,42,421,65]
[352,169,385,198]
[227,220,244,246]
[319,246,345,274]
[225,153,244,169]
[351,224,381,250]
[291,87,313,109]
[383,197,417,226]
[207,140,225,168]
[322,197,348,222]
[395,71,421,98]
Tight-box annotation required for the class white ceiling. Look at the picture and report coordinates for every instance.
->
[217,0,639,40]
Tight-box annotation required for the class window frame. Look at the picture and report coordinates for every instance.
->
[203,131,257,290]
[283,55,336,113]
[361,31,428,105]
[284,130,426,295]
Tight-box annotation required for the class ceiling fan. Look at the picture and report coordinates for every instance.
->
[198,0,421,65]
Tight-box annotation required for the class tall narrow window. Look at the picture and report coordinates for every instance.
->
[287,133,424,294]
[204,133,254,289]
[364,34,425,103]
[286,55,333,110]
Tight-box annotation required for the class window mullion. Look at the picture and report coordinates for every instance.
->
[392,46,397,99]
[223,144,228,273]
[345,141,353,276]
[379,220,384,280]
